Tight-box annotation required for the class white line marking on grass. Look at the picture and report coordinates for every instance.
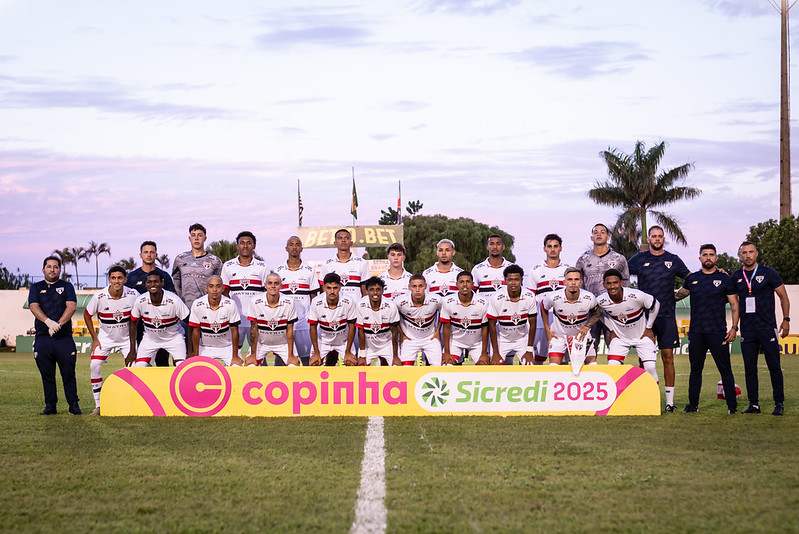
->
[351,416,387,534]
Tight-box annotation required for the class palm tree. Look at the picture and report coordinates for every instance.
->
[69,246,87,287]
[51,248,74,280]
[207,240,238,262]
[86,241,112,288]
[115,257,137,272]
[588,140,701,246]
[157,254,170,269]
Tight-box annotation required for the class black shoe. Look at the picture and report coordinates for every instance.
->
[39,408,57,415]
[743,403,761,414]
[728,408,737,414]
[772,403,784,416]
[683,404,699,413]
[664,404,677,413]
[68,405,83,415]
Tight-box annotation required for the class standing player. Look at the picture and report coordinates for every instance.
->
[472,234,514,296]
[172,223,223,313]
[540,268,602,367]
[221,231,268,359]
[131,272,190,367]
[487,265,537,365]
[28,256,80,415]
[422,239,463,298]
[528,233,569,364]
[308,273,357,366]
[355,277,401,366]
[732,241,791,416]
[188,275,241,366]
[627,225,690,412]
[575,223,629,357]
[125,240,175,367]
[83,266,139,415]
[596,269,661,383]
[439,271,489,365]
[379,242,412,300]
[396,274,443,365]
[674,244,739,414]
[248,272,299,366]
[276,236,319,366]
[319,228,369,301]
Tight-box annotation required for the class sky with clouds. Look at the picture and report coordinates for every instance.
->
[0,0,791,282]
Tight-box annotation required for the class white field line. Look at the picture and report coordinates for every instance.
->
[350,416,387,534]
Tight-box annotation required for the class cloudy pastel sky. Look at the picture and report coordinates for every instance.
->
[0,0,791,283]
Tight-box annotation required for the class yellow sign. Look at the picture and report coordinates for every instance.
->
[295,226,403,248]
[101,358,660,417]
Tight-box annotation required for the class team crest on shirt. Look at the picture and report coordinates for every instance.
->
[289,281,299,293]
[549,280,560,291]
[608,260,617,268]
[756,276,764,283]
[340,273,350,286]
[567,313,577,324]
[665,261,672,269]
[511,312,521,325]
[492,280,502,290]
[329,319,340,330]
[56,287,64,294]
[415,316,425,327]
[211,321,221,333]
[203,261,212,269]
[617,314,627,324]
[267,318,279,330]
[113,310,124,322]
[240,278,250,290]
[152,317,162,328]
[370,323,381,334]
[713,280,722,287]
[460,317,471,328]
[440,286,449,296]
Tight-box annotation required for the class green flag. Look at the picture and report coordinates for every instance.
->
[350,177,358,219]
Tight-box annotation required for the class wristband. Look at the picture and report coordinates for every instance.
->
[526,345,534,352]
[783,317,790,322]
[731,325,739,331]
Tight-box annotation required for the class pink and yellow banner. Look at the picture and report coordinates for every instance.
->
[101,357,660,416]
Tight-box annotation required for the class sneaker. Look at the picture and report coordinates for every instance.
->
[772,403,784,416]
[664,404,677,413]
[38,408,57,415]
[742,403,761,414]
[68,405,83,415]
[728,408,737,415]
[683,404,699,413]
[90,407,101,416]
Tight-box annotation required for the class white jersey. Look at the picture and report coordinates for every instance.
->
[596,288,659,342]
[319,254,369,302]
[85,286,139,345]
[248,295,298,348]
[487,287,537,344]
[131,290,190,344]
[528,262,569,303]
[472,258,513,295]
[395,293,441,341]
[221,257,269,328]
[188,295,241,350]
[308,294,356,346]
[422,264,463,298]
[275,261,319,331]
[379,270,412,300]
[541,289,598,337]
[439,294,489,349]
[355,296,400,353]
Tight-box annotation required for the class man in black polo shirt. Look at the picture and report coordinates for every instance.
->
[732,241,791,416]
[675,244,739,414]
[28,256,81,415]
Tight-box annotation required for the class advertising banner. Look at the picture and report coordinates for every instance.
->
[295,225,403,248]
[101,358,660,417]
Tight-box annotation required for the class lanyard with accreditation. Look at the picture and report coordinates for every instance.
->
[742,265,758,314]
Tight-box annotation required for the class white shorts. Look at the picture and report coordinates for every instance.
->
[548,335,596,359]
[497,338,529,361]
[198,345,235,366]
[313,342,346,363]
[135,336,187,366]
[90,340,130,361]
[256,344,291,365]
[450,341,484,363]
[607,336,657,363]
[400,337,442,366]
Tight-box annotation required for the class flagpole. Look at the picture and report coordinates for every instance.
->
[297,179,303,227]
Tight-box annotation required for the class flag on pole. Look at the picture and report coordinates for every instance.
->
[298,179,303,227]
[397,180,402,224]
[350,169,358,220]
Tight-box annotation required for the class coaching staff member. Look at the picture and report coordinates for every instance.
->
[28,256,81,415]
[733,241,790,416]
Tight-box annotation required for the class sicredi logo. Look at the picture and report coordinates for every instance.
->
[414,372,617,413]
[170,357,232,416]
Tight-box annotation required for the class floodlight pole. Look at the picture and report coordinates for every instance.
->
[779,0,797,219]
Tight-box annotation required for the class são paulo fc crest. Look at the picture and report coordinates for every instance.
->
[370,323,381,334]
[511,312,521,325]
[152,317,163,328]
[439,286,449,296]
[567,313,577,324]
[56,287,64,294]
[415,316,426,327]
[713,280,722,287]
[492,280,503,290]
[240,278,250,290]
[340,273,350,286]
[203,261,212,269]
[329,319,340,330]
[460,317,471,328]
[548,280,560,291]
[289,281,299,293]
[664,261,672,269]
[756,276,764,283]
[113,310,124,322]
[617,314,627,324]
[211,321,221,333]
[608,260,617,268]
[267,318,279,330]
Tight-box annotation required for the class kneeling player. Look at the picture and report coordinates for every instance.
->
[83,266,139,415]
[189,276,241,366]
[355,277,401,366]
[131,272,190,366]
[487,265,537,365]
[440,271,489,365]
[248,272,299,366]
[395,274,443,365]
[308,273,357,366]
[596,269,661,382]
[539,268,601,367]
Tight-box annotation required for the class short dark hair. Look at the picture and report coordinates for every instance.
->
[189,223,207,234]
[386,242,406,255]
[42,256,61,268]
[335,228,351,239]
[236,231,256,246]
[146,271,164,282]
[503,264,524,279]
[739,240,756,252]
[409,273,427,284]
[603,268,623,282]
[543,233,562,246]
[140,240,157,252]
[456,271,473,283]
[699,243,716,254]
[364,276,385,290]
[323,273,342,286]
[108,265,127,278]
[648,225,664,236]
[592,223,609,234]
[488,234,504,243]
